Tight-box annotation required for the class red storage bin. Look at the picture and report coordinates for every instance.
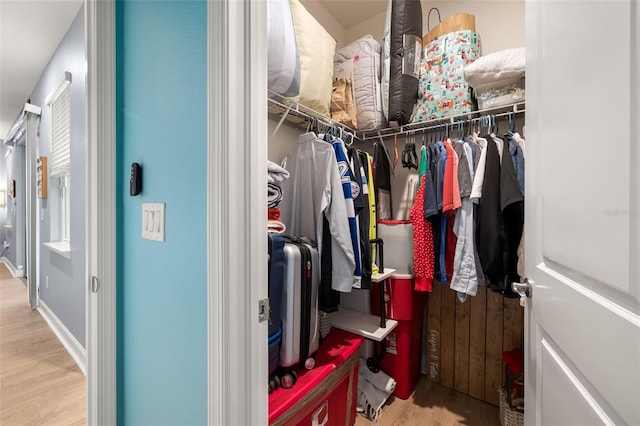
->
[269,329,363,425]
[371,275,426,400]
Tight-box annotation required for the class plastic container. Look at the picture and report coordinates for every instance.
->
[475,77,525,110]
[370,275,427,399]
[377,220,413,275]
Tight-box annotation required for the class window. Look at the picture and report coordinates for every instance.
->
[46,72,72,247]
[60,175,70,241]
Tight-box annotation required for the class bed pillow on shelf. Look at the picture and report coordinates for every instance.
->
[267,0,300,98]
[464,47,525,109]
[463,47,525,88]
[289,0,336,117]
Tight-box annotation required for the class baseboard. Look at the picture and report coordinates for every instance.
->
[37,300,87,376]
[0,257,25,278]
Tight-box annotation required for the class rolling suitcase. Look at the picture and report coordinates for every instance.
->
[279,236,321,388]
[268,234,286,378]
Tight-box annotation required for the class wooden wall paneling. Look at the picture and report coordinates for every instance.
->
[503,298,524,353]
[453,294,470,394]
[484,289,504,406]
[439,283,456,389]
[468,285,487,401]
[503,297,524,395]
[426,281,442,383]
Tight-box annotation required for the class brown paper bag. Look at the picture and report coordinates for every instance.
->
[423,13,476,44]
[330,78,357,129]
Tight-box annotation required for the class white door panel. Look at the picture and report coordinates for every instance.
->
[534,265,640,424]
[526,0,640,425]
[540,338,614,426]
[538,0,632,292]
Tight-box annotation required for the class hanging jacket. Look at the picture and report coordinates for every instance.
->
[280,132,356,294]
[373,140,393,220]
[350,147,372,289]
[325,134,362,289]
[500,137,524,297]
[475,136,504,288]
[362,151,379,273]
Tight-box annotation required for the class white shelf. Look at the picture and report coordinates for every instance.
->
[43,241,71,259]
[330,307,398,342]
[371,268,396,283]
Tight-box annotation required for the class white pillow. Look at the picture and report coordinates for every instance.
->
[463,47,525,88]
[289,0,336,116]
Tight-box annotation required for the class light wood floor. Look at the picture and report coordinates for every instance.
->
[355,374,499,426]
[0,263,86,425]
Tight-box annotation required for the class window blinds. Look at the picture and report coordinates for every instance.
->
[48,73,72,177]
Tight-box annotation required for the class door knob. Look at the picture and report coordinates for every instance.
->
[512,278,533,298]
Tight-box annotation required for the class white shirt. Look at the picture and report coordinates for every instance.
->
[280,132,356,292]
[470,134,488,204]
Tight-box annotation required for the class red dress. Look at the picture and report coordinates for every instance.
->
[410,174,435,291]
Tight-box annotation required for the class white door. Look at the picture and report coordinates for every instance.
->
[524,1,640,425]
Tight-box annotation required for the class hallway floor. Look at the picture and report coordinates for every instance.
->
[0,263,85,425]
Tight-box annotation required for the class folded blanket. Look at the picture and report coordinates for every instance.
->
[268,160,290,183]
[357,375,390,422]
[268,183,283,208]
[268,208,281,221]
[268,220,286,234]
[359,358,397,394]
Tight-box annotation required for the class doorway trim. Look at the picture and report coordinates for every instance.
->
[2,105,41,306]
[207,0,268,423]
[85,0,116,424]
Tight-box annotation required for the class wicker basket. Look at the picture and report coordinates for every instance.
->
[498,387,524,426]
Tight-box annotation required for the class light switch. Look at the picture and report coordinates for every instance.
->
[142,203,165,242]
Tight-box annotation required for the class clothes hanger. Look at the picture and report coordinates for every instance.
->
[507,111,516,135]
[345,131,354,146]
[402,132,419,170]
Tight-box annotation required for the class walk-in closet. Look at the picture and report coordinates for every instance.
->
[265,1,527,425]
[264,1,638,425]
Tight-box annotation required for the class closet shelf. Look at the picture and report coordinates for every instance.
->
[268,90,357,135]
[371,268,396,283]
[267,90,525,141]
[330,307,398,342]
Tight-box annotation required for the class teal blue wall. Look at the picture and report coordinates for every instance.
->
[116,1,207,424]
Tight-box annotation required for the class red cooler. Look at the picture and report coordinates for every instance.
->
[371,274,426,399]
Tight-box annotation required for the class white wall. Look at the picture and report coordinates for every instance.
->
[343,12,386,47]
[31,5,86,346]
[299,0,346,45]
[343,0,525,54]
[422,1,525,54]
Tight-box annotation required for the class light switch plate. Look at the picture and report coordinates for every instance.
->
[142,203,165,242]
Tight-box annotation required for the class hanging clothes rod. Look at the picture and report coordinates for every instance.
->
[359,102,525,140]
[267,88,525,142]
